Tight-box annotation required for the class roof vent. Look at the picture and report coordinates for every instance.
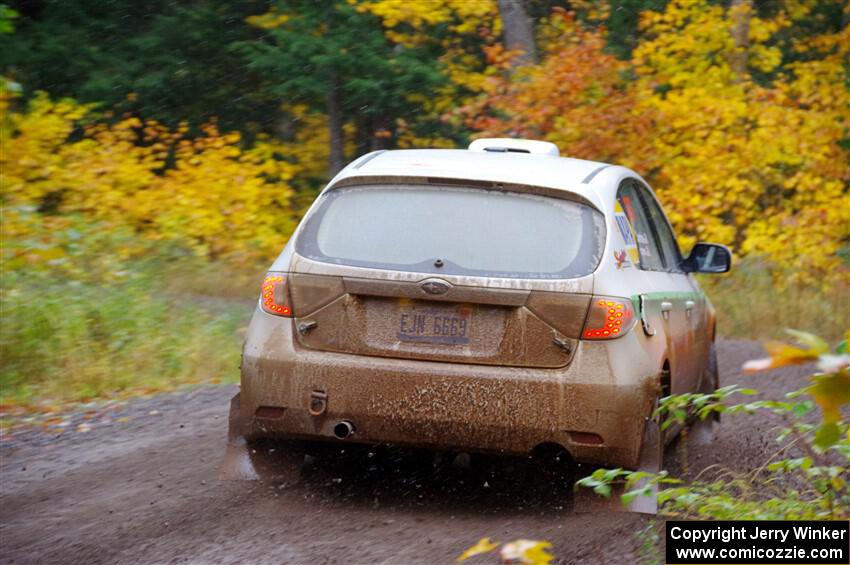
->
[468,138,560,157]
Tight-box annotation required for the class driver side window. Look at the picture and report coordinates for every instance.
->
[616,181,665,271]
[637,183,682,272]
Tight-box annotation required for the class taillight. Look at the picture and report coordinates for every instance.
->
[260,273,292,317]
[582,296,635,340]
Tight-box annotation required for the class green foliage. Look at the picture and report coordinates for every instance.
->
[0,0,277,132]
[635,521,663,565]
[237,0,447,148]
[576,330,850,519]
[0,3,17,34]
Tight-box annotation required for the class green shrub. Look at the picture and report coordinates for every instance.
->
[577,330,850,519]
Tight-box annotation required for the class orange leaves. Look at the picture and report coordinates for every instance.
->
[743,329,834,373]
[461,1,848,286]
[743,343,822,373]
[461,12,654,171]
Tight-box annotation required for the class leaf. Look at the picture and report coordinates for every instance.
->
[457,538,499,562]
[836,335,848,355]
[791,401,814,418]
[813,422,841,450]
[621,483,654,506]
[742,357,774,372]
[743,341,821,373]
[594,484,612,497]
[785,329,830,355]
[500,540,554,565]
[805,371,850,424]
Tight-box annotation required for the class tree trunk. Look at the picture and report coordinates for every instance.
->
[728,0,752,81]
[354,114,371,158]
[369,115,391,151]
[327,74,345,177]
[497,0,537,68]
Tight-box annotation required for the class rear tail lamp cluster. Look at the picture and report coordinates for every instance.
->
[260,273,293,317]
[582,296,635,340]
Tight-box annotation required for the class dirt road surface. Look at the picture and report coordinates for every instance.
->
[1,339,814,564]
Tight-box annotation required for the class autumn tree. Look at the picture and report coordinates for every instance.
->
[461,9,655,170]
[238,0,446,175]
[498,0,537,67]
[632,0,849,283]
[465,0,849,284]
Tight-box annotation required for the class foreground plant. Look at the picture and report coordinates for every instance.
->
[576,330,850,519]
[457,537,554,565]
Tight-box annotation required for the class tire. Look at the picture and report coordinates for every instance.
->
[701,341,720,422]
[687,341,719,446]
[248,438,306,484]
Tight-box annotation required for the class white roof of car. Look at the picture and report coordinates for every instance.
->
[327,141,631,206]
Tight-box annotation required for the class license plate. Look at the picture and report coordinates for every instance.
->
[397,305,472,345]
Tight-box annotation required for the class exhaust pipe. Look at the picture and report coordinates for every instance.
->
[333,420,356,440]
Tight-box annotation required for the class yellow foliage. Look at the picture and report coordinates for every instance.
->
[456,537,500,562]
[632,0,849,285]
[464,0,848,286]
[1,93,296,261]
[356,0,500,142]
[743,328,850,449]
[355,0,498,47]
[245,10,290,30]
[500,540,554,565]
[457,537,554,565]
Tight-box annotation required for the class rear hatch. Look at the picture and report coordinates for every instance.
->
[287,182,604,369]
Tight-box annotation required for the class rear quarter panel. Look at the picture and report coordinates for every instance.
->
[588,167,676,383]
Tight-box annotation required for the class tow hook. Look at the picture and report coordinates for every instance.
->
[309,390,328,416]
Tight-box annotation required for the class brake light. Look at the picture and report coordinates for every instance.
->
[582,296,635,340]
[260,274,292,317]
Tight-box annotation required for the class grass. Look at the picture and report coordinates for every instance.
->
[0,270,250,409]
[1,221,846,414]
[700,262,849,343]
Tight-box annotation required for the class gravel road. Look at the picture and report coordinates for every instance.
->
[0,339,815,564]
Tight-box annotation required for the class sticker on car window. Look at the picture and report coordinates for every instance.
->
[614,201,640,264]
[636,232,654,258]
[614,249,631,270]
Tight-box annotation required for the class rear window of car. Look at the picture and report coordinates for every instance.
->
[295,185,605,279]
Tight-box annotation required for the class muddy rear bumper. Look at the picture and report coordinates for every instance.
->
[236,309,659,469]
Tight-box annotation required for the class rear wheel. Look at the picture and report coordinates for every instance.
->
[641,362,669,471]
[700,342,720,419]
[249,438,306,484]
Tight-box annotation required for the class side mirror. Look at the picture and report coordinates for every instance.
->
[681,243,731,274]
